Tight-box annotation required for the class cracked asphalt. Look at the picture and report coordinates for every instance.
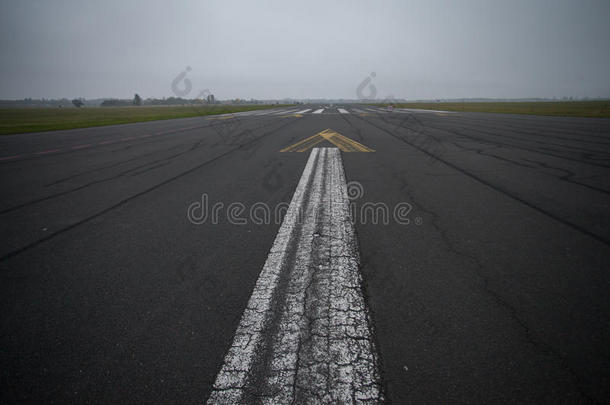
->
[209,148,382,404]
[1,107,609,403]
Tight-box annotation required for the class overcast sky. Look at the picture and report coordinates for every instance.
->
[1,0,609,100]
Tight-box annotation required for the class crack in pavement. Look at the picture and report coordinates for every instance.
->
[352,113,610,247]
[208,148,383,404]
[0,117,302,262]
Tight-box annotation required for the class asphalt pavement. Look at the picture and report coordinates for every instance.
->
[1,105,609,403]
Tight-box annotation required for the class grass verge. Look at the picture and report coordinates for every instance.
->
[0,104,293,135]
[376,101,610,118]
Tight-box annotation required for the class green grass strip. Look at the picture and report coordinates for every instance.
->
[0,104,294,135]
[374,101,610,118]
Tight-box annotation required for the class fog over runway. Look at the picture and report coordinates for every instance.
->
[2,0,610,100]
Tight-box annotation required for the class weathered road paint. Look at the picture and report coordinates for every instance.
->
[280,129,375,153]
[207,147,383,404]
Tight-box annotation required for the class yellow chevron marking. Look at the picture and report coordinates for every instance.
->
[280,129,375,152]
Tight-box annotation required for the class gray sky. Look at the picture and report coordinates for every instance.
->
[1,0,609,100]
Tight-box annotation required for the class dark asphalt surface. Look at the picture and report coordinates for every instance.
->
[1,106,609,403]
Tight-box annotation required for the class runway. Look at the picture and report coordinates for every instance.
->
[1,105,609,403]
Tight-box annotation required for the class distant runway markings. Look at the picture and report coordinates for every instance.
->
[295,109,312,114]
[312,108,325,114]
[338,108,349,114]
[395,108,456,114]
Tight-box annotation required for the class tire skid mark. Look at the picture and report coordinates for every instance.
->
[0,117,301,262]
[353,113,610,246]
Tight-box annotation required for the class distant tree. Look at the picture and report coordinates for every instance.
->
[133,94,142,106]
[101,99,131,107]
[72,98,84,108]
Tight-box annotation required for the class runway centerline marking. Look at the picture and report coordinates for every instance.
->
[207,147,383,404]
[280,129,375,153]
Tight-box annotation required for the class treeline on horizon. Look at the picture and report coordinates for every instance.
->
[0,96,607,108]
[0,96,273,108]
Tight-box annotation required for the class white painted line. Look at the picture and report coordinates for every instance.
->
[396,108,456,114]
[312,108,325,114]
[273,109,299,115]
[208,148,383,404]
[295,109,312,114]
[231,110,256,116]
[250,109,283,115]
[338,108,349,114]
[233,109,273,116]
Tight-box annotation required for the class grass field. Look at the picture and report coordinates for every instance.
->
[377,101,610,118]
[0,104,293,135]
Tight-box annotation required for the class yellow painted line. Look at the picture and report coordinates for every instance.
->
[279,114,303,118]
[280,129,374,153]
[280,133,323,152]
[320,130,375,152]
[295,136,326,152]
[320,132,357,152]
